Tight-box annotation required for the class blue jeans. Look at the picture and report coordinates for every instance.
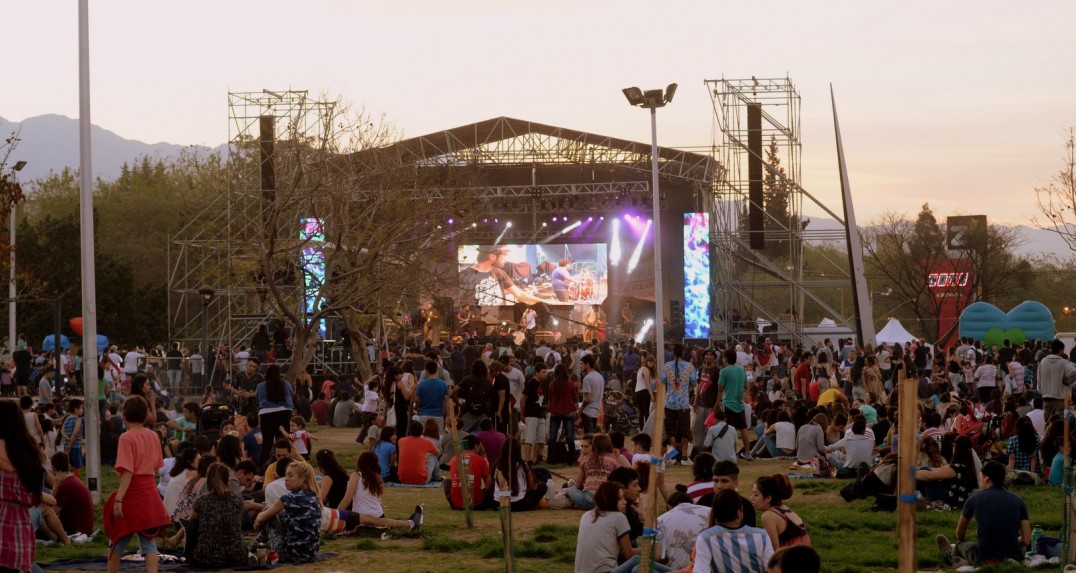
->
[549,413,577,460]
[567,485,594,510]
[611,554,672,573]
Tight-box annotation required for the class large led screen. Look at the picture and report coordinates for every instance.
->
[458,243,608,312]
[683,212,711,338]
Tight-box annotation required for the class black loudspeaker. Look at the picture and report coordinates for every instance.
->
[683,338,710,348]
[747,103,765,250]
[669,300,683,325]
[259,115,276,197]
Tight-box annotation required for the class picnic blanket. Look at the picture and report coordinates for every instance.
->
[386,482,442,488]
[40,552,338,571]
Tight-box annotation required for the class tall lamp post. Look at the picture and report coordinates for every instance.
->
[199,286,215,393]
[8,160,26,355]
[622,82,676,573]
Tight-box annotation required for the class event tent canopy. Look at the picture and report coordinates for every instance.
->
[875,318,917,345]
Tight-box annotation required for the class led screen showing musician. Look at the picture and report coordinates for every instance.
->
[458,243,608,310]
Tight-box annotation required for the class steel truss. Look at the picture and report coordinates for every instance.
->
[707,77,856,345]
[169,93,717,354]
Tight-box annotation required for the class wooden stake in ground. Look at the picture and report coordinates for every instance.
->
[639,371,667,573]
[1064,393,1072,564]
[446,397,473,528]
[498,429,515,573]
[896,368,918,573]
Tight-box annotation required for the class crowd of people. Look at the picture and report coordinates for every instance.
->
[1,327,1074,572]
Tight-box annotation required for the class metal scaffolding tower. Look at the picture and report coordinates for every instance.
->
[707,77,856,345]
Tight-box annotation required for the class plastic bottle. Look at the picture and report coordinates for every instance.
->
[545,478,555,501]
[1030,525,1044,555]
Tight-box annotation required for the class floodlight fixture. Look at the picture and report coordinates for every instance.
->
[622,87,644,106]
[12,161,27,172]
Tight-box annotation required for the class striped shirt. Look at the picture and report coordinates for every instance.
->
[693,523,774,573]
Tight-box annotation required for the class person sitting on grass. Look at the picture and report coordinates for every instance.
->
[711,460,756,526]
[569,433,629,510]
[185,462,247,567]
[398,421,441,485]
[656,490,710,571]
[337,451,424,530]
[606,466,644,543]
[936,460,1030,567]
[686,488,774,573]
[681,452,716,505]
[315,449,351,510]
[445,434,495,511]
[493,437,547,512]
[752,473,811,549]
[48,451,95,537]
[573,481,670,573]
[370,425,399,483]
[253,460,323,564]
[766,545,821,573]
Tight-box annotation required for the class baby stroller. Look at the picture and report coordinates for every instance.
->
[197,402,236,442]
[603,391,640,436]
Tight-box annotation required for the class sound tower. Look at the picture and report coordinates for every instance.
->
[259,115,276,198]
[747,103,765,250]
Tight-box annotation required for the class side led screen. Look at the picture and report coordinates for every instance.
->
[683,212,711,338]
[299,217,327,337]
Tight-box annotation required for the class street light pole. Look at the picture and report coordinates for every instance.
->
[199,286,215,396]
[623,82,676,573]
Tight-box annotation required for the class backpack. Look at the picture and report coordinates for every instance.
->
[465,378,491,416]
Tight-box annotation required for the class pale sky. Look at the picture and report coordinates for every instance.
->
[6,0,1074,225]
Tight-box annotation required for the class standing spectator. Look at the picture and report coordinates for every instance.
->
[165,343,183,393]
[547,364,581,464]
[692,349,721,457]
[103,396,171,573]
[634,354,656,428]
[256,365,295,467]
[520,362,549,463]
[660,343,697,465]
[454,361,493,433]
[188,347,205,391]
[59,399,86,478]
[489,360,512,434]
[0,400,45,572]
[1038,339,1076,422]
[579,355,604,434]
[716,349,752,460]
[13,342,32,397]
[415,361,450,435]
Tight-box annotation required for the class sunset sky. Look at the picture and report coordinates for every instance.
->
[6,0,1075,224]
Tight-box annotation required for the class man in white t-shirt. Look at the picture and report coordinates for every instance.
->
[234,345,251,373]
[502,356,526,416]
[122,346,144,376]
[735,345,753,368]
[657,491,711,570]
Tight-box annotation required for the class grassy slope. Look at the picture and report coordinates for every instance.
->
[35,425,1066,572]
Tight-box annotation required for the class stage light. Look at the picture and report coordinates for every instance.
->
[627,218,652,273]
[482,218,488,223]
[587,216,594,222]
[635,318,653,342]
[551,216,557,222]
[542,222,548,227]
[494,218,499,223]
[599,216,605,221]
[610,219,622,266]
[447,218,454,225]
[471,223,478,228]
[506,221,512,228]
[563,220,582,233]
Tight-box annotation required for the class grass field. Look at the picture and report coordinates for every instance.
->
[34,424,1067,572]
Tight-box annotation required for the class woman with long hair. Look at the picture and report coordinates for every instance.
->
[293,371,314,422]
[1006,415,1040,473]
[315,449,351,510]
[916,435,979,508]
[370,426,398,482]
[568,433,627,510]
[163,448,200,516]
[187,463,247,567]
[0,400,45,572]
[337,452,423,530]
[396,362,416,432]
[494,437,547,512]
[257,364,295,467]
[573,482,643,573]
[752,473,811,549]
[634,353,657,428]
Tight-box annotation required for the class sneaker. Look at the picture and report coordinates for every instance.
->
[681,459,693,466]
[935,534,953,564]
[739,452,754,461]
[408,504,424,531]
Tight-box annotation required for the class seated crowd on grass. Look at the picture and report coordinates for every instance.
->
[1,333,1074,572]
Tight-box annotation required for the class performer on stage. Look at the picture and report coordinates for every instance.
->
[583,305,601,343]
[620,302,635,336]
[520,306,538,343]
[550,259,574,302]
[456,303,473,334]
[422,302,441,345]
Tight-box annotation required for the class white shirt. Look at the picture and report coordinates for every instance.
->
[122,351,143,374]
[504,367,526,410]
[657,503,711,570]
[773,421,797,451]
[163,471,190,515]
[264,478,289,506]
[1027,408,1045,438]
[361,389,380,413]
[350,473,384,517]
[234,350,250,372]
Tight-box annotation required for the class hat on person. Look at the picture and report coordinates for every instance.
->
[477,245,511,256]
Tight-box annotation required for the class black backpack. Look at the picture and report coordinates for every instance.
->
[465,377,491,416]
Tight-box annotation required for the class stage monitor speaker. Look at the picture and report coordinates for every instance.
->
[747,103,765,250]
[683,337,710,348]
[259,115,276,197]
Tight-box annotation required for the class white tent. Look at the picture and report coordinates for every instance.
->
[875,318,917,345]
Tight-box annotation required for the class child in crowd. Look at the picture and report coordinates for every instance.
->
[337,451,424,530]
[288,416,314,460]
[59,398,85,478]
[104,395,171,573]
[356,379,382,443]
[253,461,323,564]
[200,385,215,407]
[370,426,398,482]
[243,414,263,462]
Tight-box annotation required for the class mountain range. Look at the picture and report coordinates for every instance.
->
[2,114,1073,260]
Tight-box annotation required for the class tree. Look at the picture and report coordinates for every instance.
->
[1033,128,1076,254]
[863,204,1031,342]
[235,102,477,381]
[762,135,794,260]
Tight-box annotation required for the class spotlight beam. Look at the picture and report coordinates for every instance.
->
[626,219,652,273]
[610,219,621,266]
